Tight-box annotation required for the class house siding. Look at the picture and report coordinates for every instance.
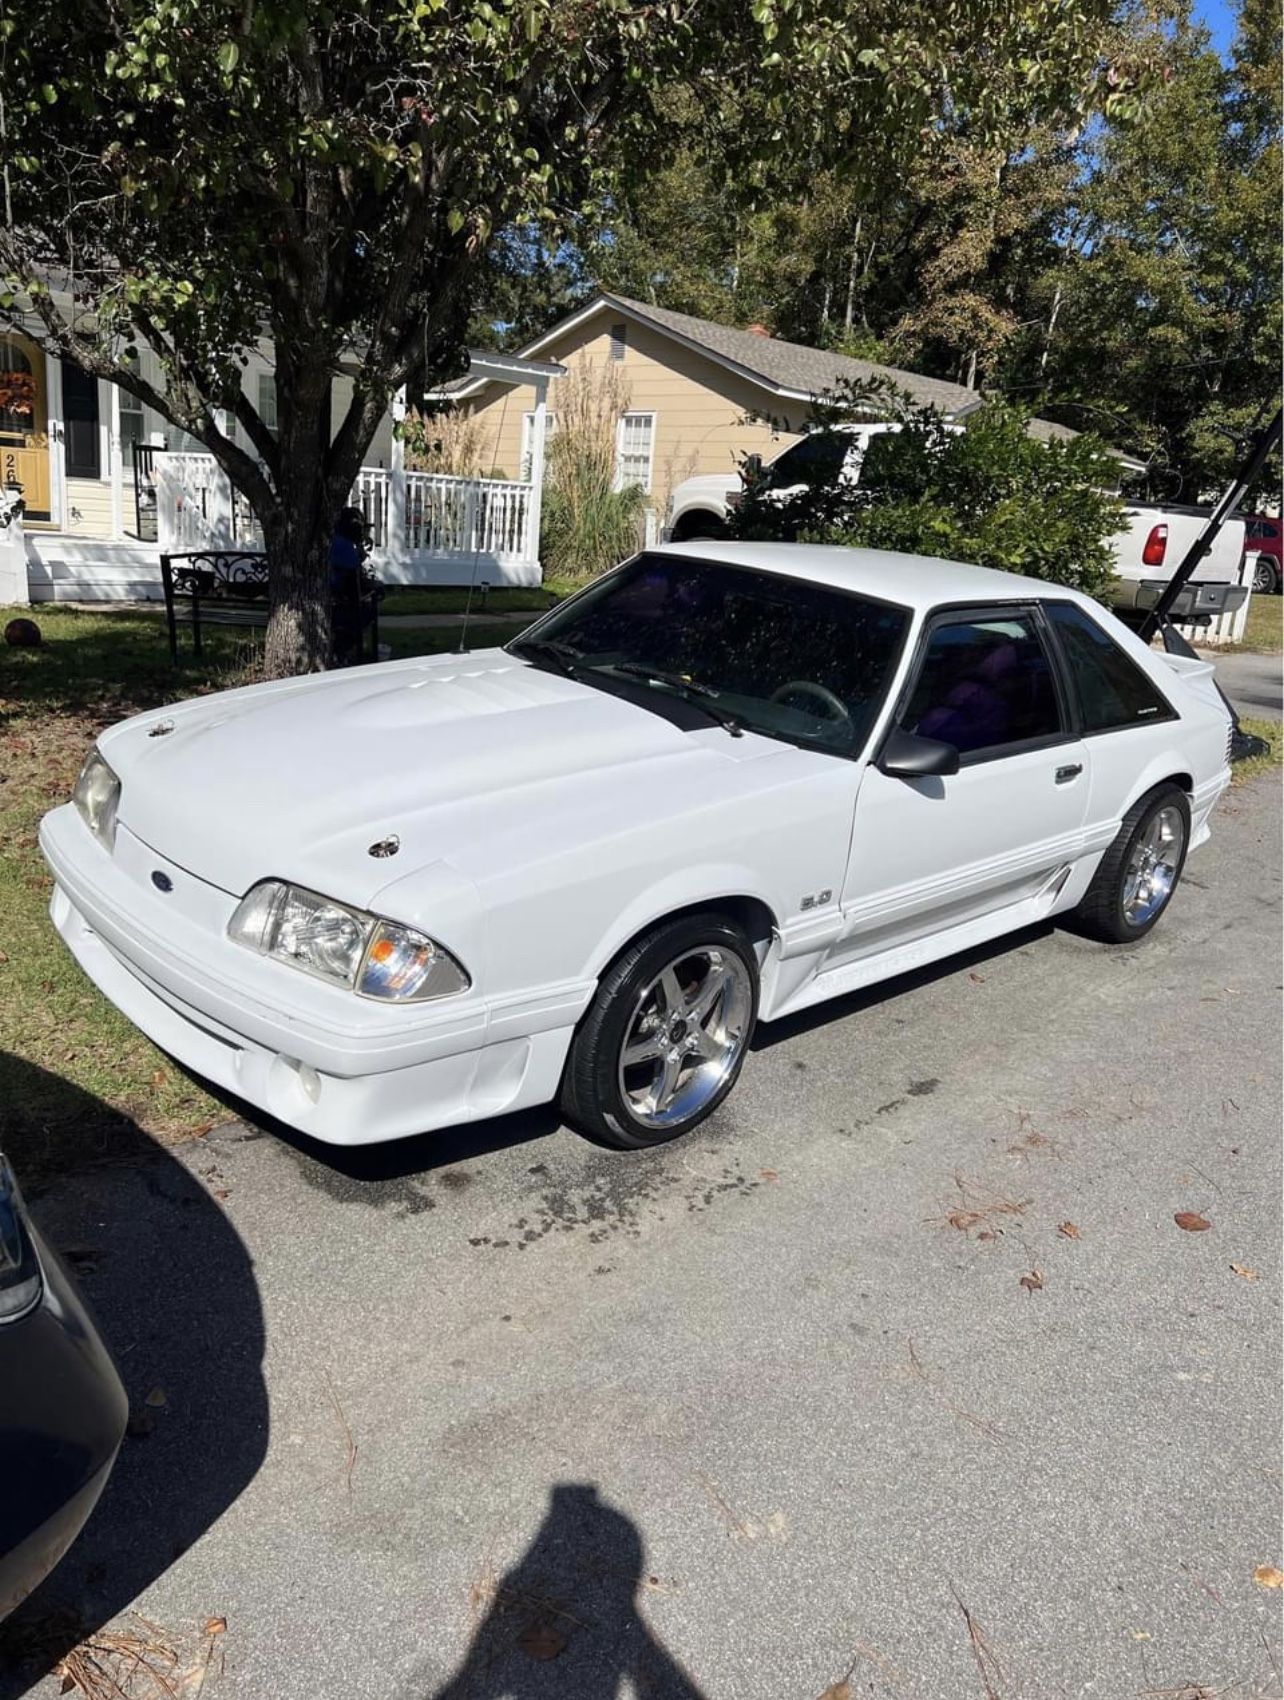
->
[62,476,114,538]
[463,316,810,522]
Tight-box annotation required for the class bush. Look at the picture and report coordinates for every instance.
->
[539,363,646,581]
[731,380,1124,600]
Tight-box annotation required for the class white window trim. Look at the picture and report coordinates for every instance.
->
[615,410,655,494]
[256,372,278,437]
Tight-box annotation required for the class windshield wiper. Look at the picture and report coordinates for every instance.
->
[509,637,583,678]
[598,661,745,738]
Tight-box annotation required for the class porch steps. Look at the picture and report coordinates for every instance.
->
[24,535,164,604]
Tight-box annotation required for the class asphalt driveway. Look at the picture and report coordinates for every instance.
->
[1212,650,1284,722]
[5,776,1282,1700]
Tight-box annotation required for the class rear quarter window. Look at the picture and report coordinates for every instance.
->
[1045,603,1175,732]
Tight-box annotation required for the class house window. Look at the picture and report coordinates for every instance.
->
[615,412,655,492]
[609,323,627,361]
[257,373,278,436]
[520,410,556,480]
[118,352,146,469]
[62,363,101,479]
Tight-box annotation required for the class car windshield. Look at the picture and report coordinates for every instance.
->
[509,554,910,756]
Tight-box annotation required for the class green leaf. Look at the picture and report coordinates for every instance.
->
[217,41,239,73]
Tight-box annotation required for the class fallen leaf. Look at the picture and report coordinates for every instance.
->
[144,1387,168,1407]
[968,971,985,983]
[150,1068,168,1088]
[0,950,9,964]
[1253,1564,1283,1589]
[976,1229,998,1242]
[1175,1211,1212,1232]
[1057,1221,1081,1240]
[1019,1269,1044,1293]
[1229,1263,1260,1281]
[758,1168,780,1182]
[517,1622,567,1661]
[203,1617,227,1637]
[816,1684,852,1700]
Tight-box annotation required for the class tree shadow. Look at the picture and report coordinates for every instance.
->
[413,1484,707,1700]
[0,1054,268,1695]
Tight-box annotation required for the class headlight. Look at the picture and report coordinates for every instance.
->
[73,749,120,850]
[0,1156,43,1324]
[228,880,470,1002]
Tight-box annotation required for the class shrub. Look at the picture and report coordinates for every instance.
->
[731,380,1124,600]
[539,363,646,581]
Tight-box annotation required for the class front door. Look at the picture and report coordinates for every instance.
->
[836,606,1091,962]
[0,330,52,522]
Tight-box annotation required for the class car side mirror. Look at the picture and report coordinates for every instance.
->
[878,727,960,779]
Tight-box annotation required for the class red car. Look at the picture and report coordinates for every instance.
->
[1241,514,1282,594]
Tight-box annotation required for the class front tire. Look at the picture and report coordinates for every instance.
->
[1072,783,1191,943]
[561,913,758,1149]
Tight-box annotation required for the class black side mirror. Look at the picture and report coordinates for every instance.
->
[878,727,960,779]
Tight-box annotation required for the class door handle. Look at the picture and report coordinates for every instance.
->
[1055,763,1083,784]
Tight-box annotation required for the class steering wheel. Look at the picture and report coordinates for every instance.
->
[768,679,853,728]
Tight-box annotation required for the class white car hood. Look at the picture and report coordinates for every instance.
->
[102,650,752,900]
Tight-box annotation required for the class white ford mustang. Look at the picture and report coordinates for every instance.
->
[41,543,1232,1150]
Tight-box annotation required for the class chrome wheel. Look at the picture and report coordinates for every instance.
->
[617,946,753,1131]
[1122,804,1185,926]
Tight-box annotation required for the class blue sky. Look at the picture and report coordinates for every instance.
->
[1191,0,1236,57]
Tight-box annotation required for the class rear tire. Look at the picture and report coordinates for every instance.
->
[1072,783,1191,943]
[1252,555,1280,596]
[560,912,758,1150]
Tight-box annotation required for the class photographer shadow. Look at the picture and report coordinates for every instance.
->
[0,1054,268,1696]
[418,1484,706,1700]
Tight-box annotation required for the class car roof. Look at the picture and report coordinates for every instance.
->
[651,541,1092,614]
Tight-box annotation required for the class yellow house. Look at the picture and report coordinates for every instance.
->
[446,292,1078,538]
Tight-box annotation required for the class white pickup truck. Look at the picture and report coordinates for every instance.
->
[666,431,1249,623]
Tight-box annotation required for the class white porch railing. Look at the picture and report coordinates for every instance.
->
[157,454,541,587]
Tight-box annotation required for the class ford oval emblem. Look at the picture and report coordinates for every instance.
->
[151,870,174,893]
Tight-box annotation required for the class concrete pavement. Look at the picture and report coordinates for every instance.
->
[6,777,1281,1700]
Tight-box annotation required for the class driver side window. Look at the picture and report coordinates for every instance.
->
[902,613,1063,758]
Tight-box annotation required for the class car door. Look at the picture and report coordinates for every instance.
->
[833,605,1090,964]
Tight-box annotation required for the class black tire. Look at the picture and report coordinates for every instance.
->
[1071,782,1191,944]
[1252,555,1280,596]
[671,513,727,543]
[560,911,759,1150]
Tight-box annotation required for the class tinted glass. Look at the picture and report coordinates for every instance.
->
[902,614,1062,755]
[513,554,909,756]
[766,433,849,490]
[1045,602,1173,732]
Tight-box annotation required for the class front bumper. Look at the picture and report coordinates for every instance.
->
[39,807,588,1145]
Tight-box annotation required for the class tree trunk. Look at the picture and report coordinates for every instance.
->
[261,367,339,677]
[262,506,335,677]
[843,217,862,337]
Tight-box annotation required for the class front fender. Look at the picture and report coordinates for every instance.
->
[582,863,780,981]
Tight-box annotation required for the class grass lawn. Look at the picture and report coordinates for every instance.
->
[1222,593,1283,655]
[0,603,532,1183]
[1230,715,1281,786]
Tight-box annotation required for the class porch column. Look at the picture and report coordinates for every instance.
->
[108,380,124,539]
[385,385,409,580]
[525,377,548,584]
[212,411,235,547]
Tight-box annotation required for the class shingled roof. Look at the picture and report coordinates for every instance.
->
[445,291,1088,447]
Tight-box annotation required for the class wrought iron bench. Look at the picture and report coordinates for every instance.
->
[160,550,380,666]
